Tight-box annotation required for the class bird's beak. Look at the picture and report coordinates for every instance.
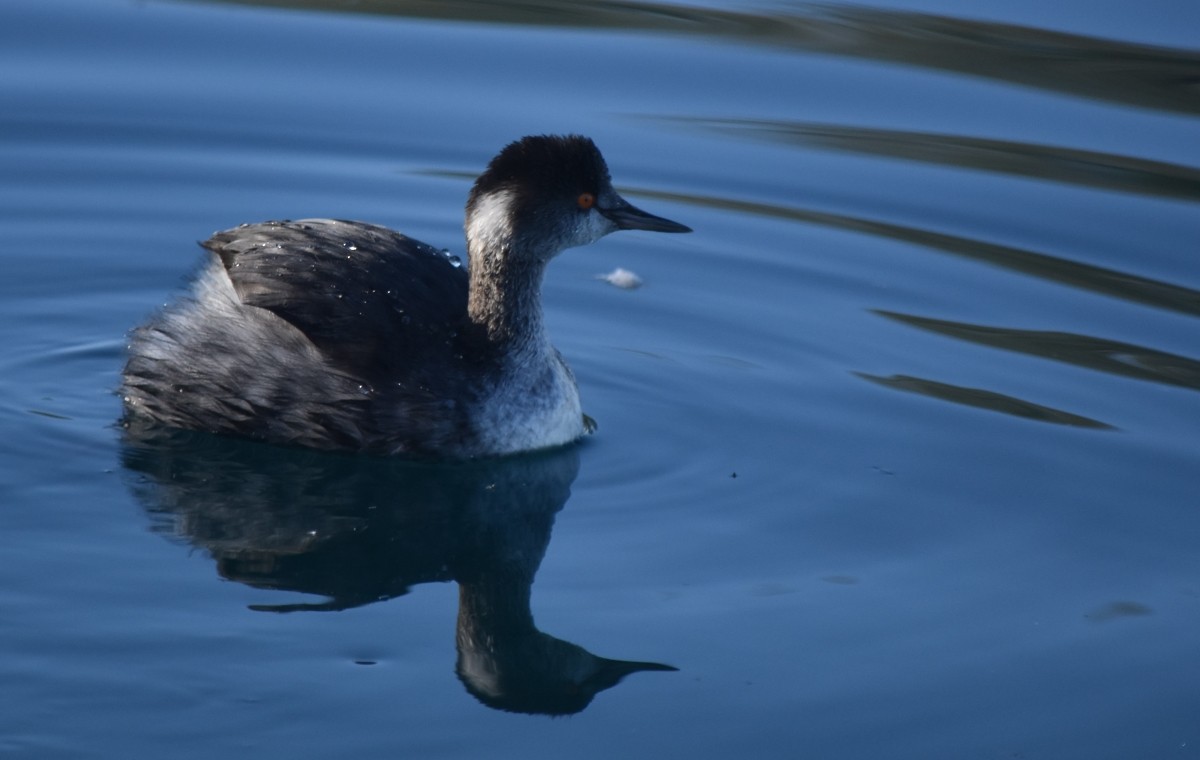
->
[599,196,692,233]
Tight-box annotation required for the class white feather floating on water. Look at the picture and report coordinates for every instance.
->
[596,267,643,290]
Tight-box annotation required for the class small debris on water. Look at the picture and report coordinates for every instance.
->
[596,267,643,290]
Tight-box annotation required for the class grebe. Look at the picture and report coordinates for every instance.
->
[121,135,690,457]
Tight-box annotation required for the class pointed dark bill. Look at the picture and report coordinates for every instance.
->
[600,197,692,233]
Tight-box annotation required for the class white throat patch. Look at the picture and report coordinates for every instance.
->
[466,189,516,255]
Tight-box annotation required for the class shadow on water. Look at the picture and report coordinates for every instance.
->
[188,0,1200,115]
[119,426,676,716]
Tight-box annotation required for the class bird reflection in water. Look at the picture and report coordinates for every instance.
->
[120,426,675,715]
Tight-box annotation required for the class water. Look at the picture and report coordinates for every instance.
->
[3,0,1199,757]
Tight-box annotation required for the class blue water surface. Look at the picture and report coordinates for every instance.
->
[2,0,1199,757]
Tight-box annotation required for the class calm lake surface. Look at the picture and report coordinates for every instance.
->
[3,0,1199,757]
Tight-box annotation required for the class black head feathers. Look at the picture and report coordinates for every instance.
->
[467,134,611,212]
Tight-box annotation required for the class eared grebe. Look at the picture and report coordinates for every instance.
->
[121,135,691,457]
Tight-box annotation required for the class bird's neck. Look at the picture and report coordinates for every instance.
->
[466,241,549,351]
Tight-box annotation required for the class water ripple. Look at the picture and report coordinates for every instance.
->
[630,188,1200,319]
[667,117,1200,203]
[192,0,1200,114]
[855,372,1115,429]
[875,310,1200,391]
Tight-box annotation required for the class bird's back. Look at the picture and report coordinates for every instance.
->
[121,219,479,454]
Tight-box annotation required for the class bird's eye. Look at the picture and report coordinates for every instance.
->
[577,192,596,210]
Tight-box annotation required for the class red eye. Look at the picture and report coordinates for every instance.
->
[577,192,596,210]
